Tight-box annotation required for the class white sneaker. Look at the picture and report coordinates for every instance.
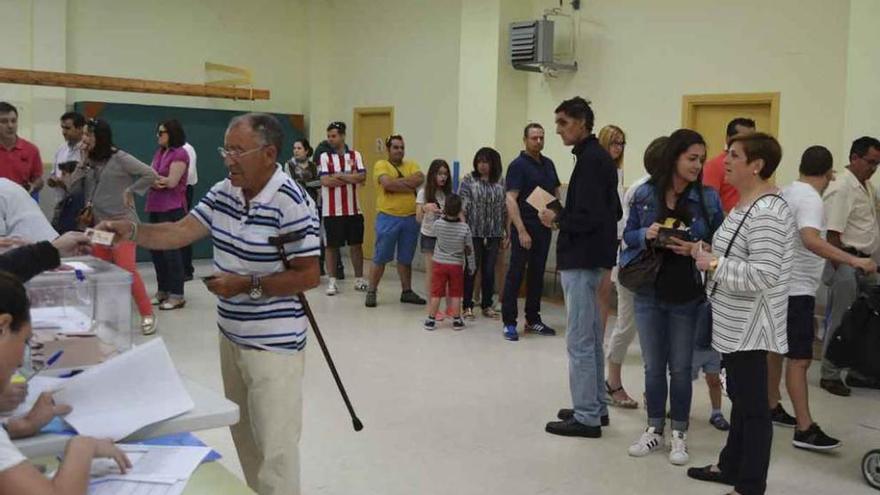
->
[669,430,689,465]
[326,279,338,296]
[628,427,664,457]
[354,278,369,292]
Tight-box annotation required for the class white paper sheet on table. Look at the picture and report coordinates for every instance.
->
[89,478,188,495]
[1,376,67,420]
[53,338,194,440]
[59,261,94,273]
[87,444,211,495]
[30,306,93,333]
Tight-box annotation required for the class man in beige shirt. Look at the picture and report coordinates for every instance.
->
[820,136,880,396]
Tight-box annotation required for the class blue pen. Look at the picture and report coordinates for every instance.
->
[27,350,64,382]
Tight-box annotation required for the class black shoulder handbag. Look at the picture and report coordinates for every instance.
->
[694,194,782,349]
[618,247,661,292]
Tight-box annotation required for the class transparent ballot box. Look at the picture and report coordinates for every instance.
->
[24,256,133,370]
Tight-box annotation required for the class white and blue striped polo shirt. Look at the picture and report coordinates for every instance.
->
[191,166,321,353]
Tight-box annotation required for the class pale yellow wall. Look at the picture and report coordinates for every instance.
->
[527,0,851,187]
[306,0,462,171]
[456,0,501,167]
[1,0,307,159]
[0,0,55,150]
[493,0,531,165]
[844,0,880,161]
[3,0,877,191]
[66,0,306,114]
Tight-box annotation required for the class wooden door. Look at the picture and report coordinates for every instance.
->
[353,107,394,259]
[682,92,780,166]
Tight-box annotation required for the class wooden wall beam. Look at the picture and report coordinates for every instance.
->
[0,67,270,101]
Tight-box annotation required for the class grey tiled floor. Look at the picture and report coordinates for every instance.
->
[138,261,879,494]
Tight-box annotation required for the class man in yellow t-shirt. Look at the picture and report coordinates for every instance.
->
[365,134,425,308]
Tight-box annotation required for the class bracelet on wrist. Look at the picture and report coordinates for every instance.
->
[128,221,138,242]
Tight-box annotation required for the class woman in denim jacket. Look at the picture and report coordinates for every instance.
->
[621,129,724,466]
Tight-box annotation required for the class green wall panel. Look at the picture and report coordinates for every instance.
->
[73,102,304,262]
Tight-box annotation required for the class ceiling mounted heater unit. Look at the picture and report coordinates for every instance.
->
[510,19,577,74]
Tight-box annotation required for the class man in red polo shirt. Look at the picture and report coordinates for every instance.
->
[702,117,756,213]
[0,102,44,195]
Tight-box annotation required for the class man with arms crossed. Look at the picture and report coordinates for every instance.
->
[365,134,426,308]
[319,121,368,295]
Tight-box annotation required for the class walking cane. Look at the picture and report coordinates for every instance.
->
[268,232,364,432]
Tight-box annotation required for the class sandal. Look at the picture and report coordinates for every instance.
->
[158,298,186,311]
[606,381,639,409]
[141,315,158,335]
[151,292,168,306]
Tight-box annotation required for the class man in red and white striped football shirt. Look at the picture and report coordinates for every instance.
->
[318,121,368,295]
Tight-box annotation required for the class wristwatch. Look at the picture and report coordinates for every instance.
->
[249,274,263,300]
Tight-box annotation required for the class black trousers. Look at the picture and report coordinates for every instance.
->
[501,224,552,326]
[182,185,195,277]
[718,350,772,495]
[463,237,502,310]
[149,208,187,297]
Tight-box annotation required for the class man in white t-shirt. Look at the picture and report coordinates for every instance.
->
[773,146,876,451]
[0,178,58,242]
[51,112,84,177]
[182,142,198,280]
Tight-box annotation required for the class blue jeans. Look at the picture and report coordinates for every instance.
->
[634,293,698,432]
[560,269,607,427]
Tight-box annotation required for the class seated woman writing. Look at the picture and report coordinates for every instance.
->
[0,232,131,495]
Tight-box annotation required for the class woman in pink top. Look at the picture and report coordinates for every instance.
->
[146,119,189,310]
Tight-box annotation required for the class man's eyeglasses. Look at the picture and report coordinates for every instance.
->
[217,145,265,160]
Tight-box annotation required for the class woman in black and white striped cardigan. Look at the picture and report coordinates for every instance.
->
[687,133,796,495]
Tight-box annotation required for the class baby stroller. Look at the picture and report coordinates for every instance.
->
[825,287,880,490]
[865,446,880,490]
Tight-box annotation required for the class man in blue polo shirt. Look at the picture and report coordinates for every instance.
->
[501,123,561,341]
[98,113,320,495]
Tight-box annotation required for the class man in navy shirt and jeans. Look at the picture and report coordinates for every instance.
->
[501,123,561,341]
[540,97,621,438]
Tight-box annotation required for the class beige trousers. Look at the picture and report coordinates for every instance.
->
[605,282,637,365]
[219,335,305,495]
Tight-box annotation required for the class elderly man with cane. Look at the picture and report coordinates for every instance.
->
[97,113,361,495]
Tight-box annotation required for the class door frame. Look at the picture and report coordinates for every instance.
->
[681,92,781,136]
[354,106,395,129]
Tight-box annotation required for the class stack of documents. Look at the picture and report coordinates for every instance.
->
[53,338,194,440]
[30,306,93,333]
[87,444,212,495]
